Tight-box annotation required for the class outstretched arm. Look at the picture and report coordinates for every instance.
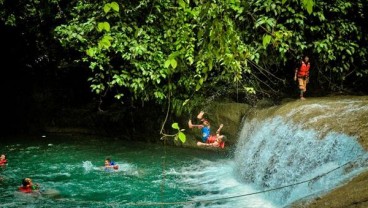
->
[197,111,205,119]
[188,119,204,129]
[294,61,302,81]
[216,124,223,135]
[294,69,298,81]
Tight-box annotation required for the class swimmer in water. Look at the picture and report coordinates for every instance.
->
[19,178,39,193]
[0,154,7,166]
[104,158,119,171]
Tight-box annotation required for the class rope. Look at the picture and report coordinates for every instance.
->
[122,156,366,206]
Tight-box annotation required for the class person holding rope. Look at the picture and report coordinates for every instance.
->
[188,111,226,148]
[294,55,311,100]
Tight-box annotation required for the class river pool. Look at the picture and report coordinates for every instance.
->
[0,135,275,208]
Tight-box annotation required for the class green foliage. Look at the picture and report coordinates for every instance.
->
[171,122,186,143]
[2,0,365,114]
[97,22,110,32]
[103,2,119,13]
[50,0,367,109]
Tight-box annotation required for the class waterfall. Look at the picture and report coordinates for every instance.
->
[234,99,368,207]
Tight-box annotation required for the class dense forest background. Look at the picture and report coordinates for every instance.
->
[1,0,367,136]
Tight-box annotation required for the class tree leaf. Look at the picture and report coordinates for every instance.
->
[164,60,171,68]
[97,22,110,32]
[103,4,111,13]
[97,22,104,32]
[110,2,120,12]
[170,59,177,69]
[171,122,180,130]
[306,1,314,14]
[86,48,96,57]
[103,22,110,32]
[195,84,201,91]
[262,34,272,47]
[178,0,186,9]
[178,132,186,143]
[99,39,111,49]
[182,99,190,106]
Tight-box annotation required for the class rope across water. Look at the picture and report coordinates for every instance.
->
[55,155,366,207]
[124,156,365,206]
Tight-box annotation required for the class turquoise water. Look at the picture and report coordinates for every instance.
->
[0,135,275,208]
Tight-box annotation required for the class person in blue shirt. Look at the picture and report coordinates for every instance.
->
[104,158,119,171]
[188,111,211,142]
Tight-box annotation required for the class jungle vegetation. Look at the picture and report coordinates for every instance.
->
[1,0,367,115]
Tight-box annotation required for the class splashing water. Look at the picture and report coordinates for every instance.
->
[82,161,95,172]
[235,116,368,207]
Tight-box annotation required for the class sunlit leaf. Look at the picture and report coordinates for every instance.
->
[182,99,190,106]
[164,60,171,68]
[262,34,272,47]
[103,4,111,13]
[178,132,186,143]
[170,59,177,69]
[171,122,180,130]
[110,2,120,12]
[178,0,186,8]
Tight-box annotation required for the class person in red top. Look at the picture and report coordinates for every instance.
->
[19,178,40,193]
[0,154,7,166]
[294,55,311,100]
[196,123,227,149]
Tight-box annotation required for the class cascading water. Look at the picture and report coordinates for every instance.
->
[234,99,368,207]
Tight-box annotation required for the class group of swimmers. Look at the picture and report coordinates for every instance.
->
[0,153,120,194]
[1,111,221,194]
[188,111,227,149]
[0,154,41,193]
[1,154,38,193]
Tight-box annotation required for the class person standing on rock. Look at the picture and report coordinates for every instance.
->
[294,55,311,100]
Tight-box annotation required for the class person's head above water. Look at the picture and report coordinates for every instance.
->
[0,154,6,160]
[22,178,32,187]
[105,158,111,166]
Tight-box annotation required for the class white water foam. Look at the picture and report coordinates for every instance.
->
[169,159,277,208]
[235,116,368,207]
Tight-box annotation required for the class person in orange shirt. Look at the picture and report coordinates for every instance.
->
[294,55,311,100]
